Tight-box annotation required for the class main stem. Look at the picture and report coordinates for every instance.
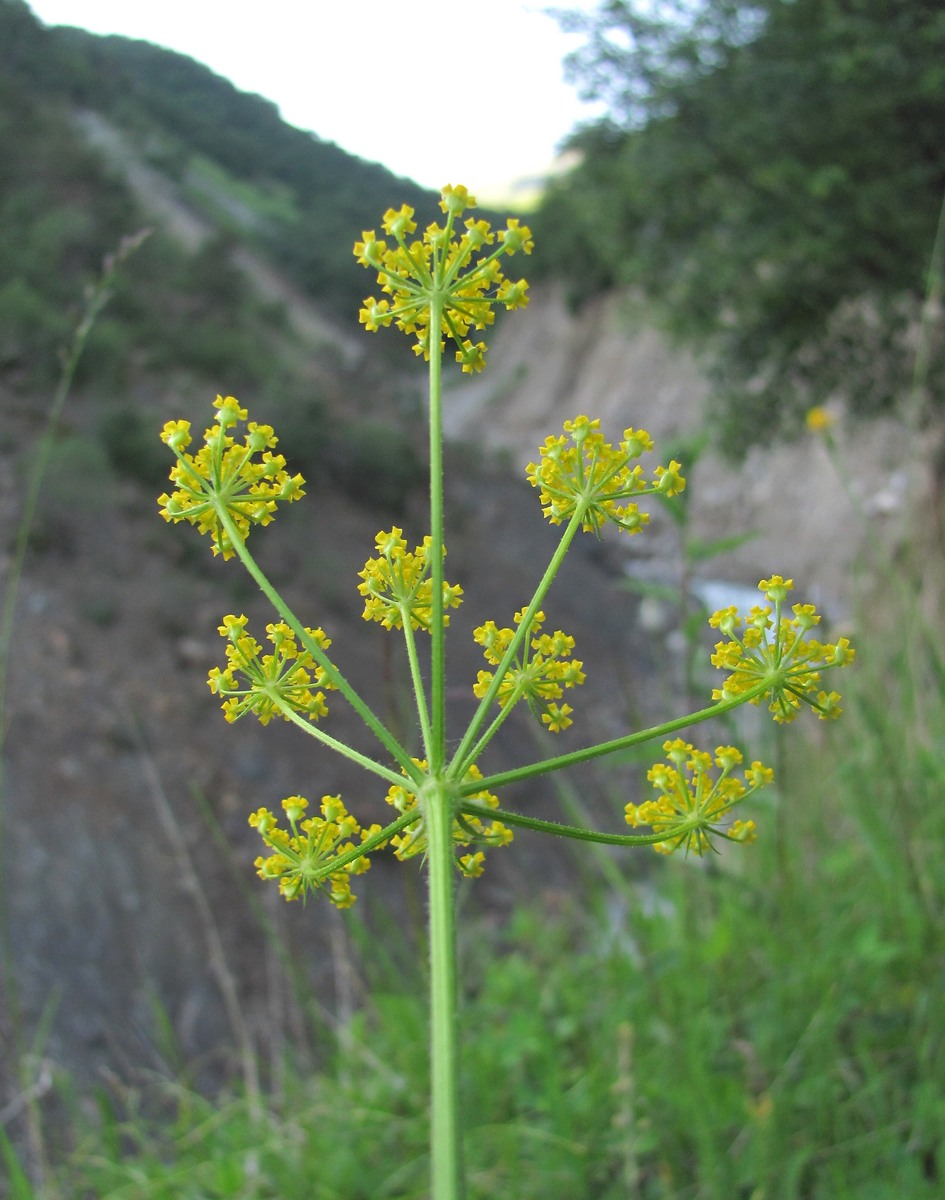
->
[426,777,461,1199]
[426,296,462,1198]
[429,294,446,773]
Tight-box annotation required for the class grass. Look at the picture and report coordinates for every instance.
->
[5,604,941,1199]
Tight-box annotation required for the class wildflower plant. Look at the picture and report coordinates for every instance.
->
[158,186,854,1200]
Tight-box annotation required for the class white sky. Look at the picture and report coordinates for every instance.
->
[26,1,605,204]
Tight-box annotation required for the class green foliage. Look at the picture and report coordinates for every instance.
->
[0,1127,35,1200]
[258,395,426,517]
[0,0,432,492]
[0,72,276,396]
[0,0,49,84]
[540,0,945,452]
[183,154,301,233]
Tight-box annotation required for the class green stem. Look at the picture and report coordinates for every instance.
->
[450,510,584,777]
[459,801,686,848]
[458,682,773,796]
[425,776,462,1200]
[308,808,419,878]
[267,693,416,790]
[216,505,420,781]
[401,617,434,763]
[429,294,447,773]
[424,294,462,1199]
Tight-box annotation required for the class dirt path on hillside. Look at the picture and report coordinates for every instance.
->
[75,110,365,367]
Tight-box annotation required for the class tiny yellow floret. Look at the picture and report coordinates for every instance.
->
[805,406,836,433]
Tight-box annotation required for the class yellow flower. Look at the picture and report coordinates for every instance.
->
[526,416,685,535]
[473,609,585,732]
[249,796,382,906]
[208,614,336,725]
[625,740,771,854]
[158,396,304,559]
[354,185,531,372]
[709,577,855,722]
[357,528,463,631]
[805,406,836,433]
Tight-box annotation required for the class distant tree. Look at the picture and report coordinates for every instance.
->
[0,0,49,81]
[541,0,945,452]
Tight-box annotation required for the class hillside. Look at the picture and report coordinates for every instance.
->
[1,0,442,318]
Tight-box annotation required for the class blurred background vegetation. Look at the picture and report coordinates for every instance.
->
[1,0,944,1195]
[536,0,945,452]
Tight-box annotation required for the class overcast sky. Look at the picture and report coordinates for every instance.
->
[27,1,605,204]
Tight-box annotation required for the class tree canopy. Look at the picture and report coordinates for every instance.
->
[538,0,945,451]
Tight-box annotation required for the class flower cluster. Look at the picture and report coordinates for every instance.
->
[249,796,383,906]
[805,406,837,434]
[208,614,336,725]
[709,576,855,723]
[473,610,585,732]
[358,528,463,632]
[158,395,305,560]
[625,740,771,855]
[526,416,685,536]
[385,763,513,878]
[355,184,532,372]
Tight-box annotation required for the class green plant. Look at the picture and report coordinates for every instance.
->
[157,185,853,1199]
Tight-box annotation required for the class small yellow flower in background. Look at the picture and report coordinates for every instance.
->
[805,406,836,434]
[208,614,336,725]
[473,609,585,732]
[709,576,855,723]
[385,762,513,877]
[355,184,531,372]
[358,528,463,631]
[527,415,685,536]
[158,395,304,559]
[249,795,382,907]
[625,739,771,854]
